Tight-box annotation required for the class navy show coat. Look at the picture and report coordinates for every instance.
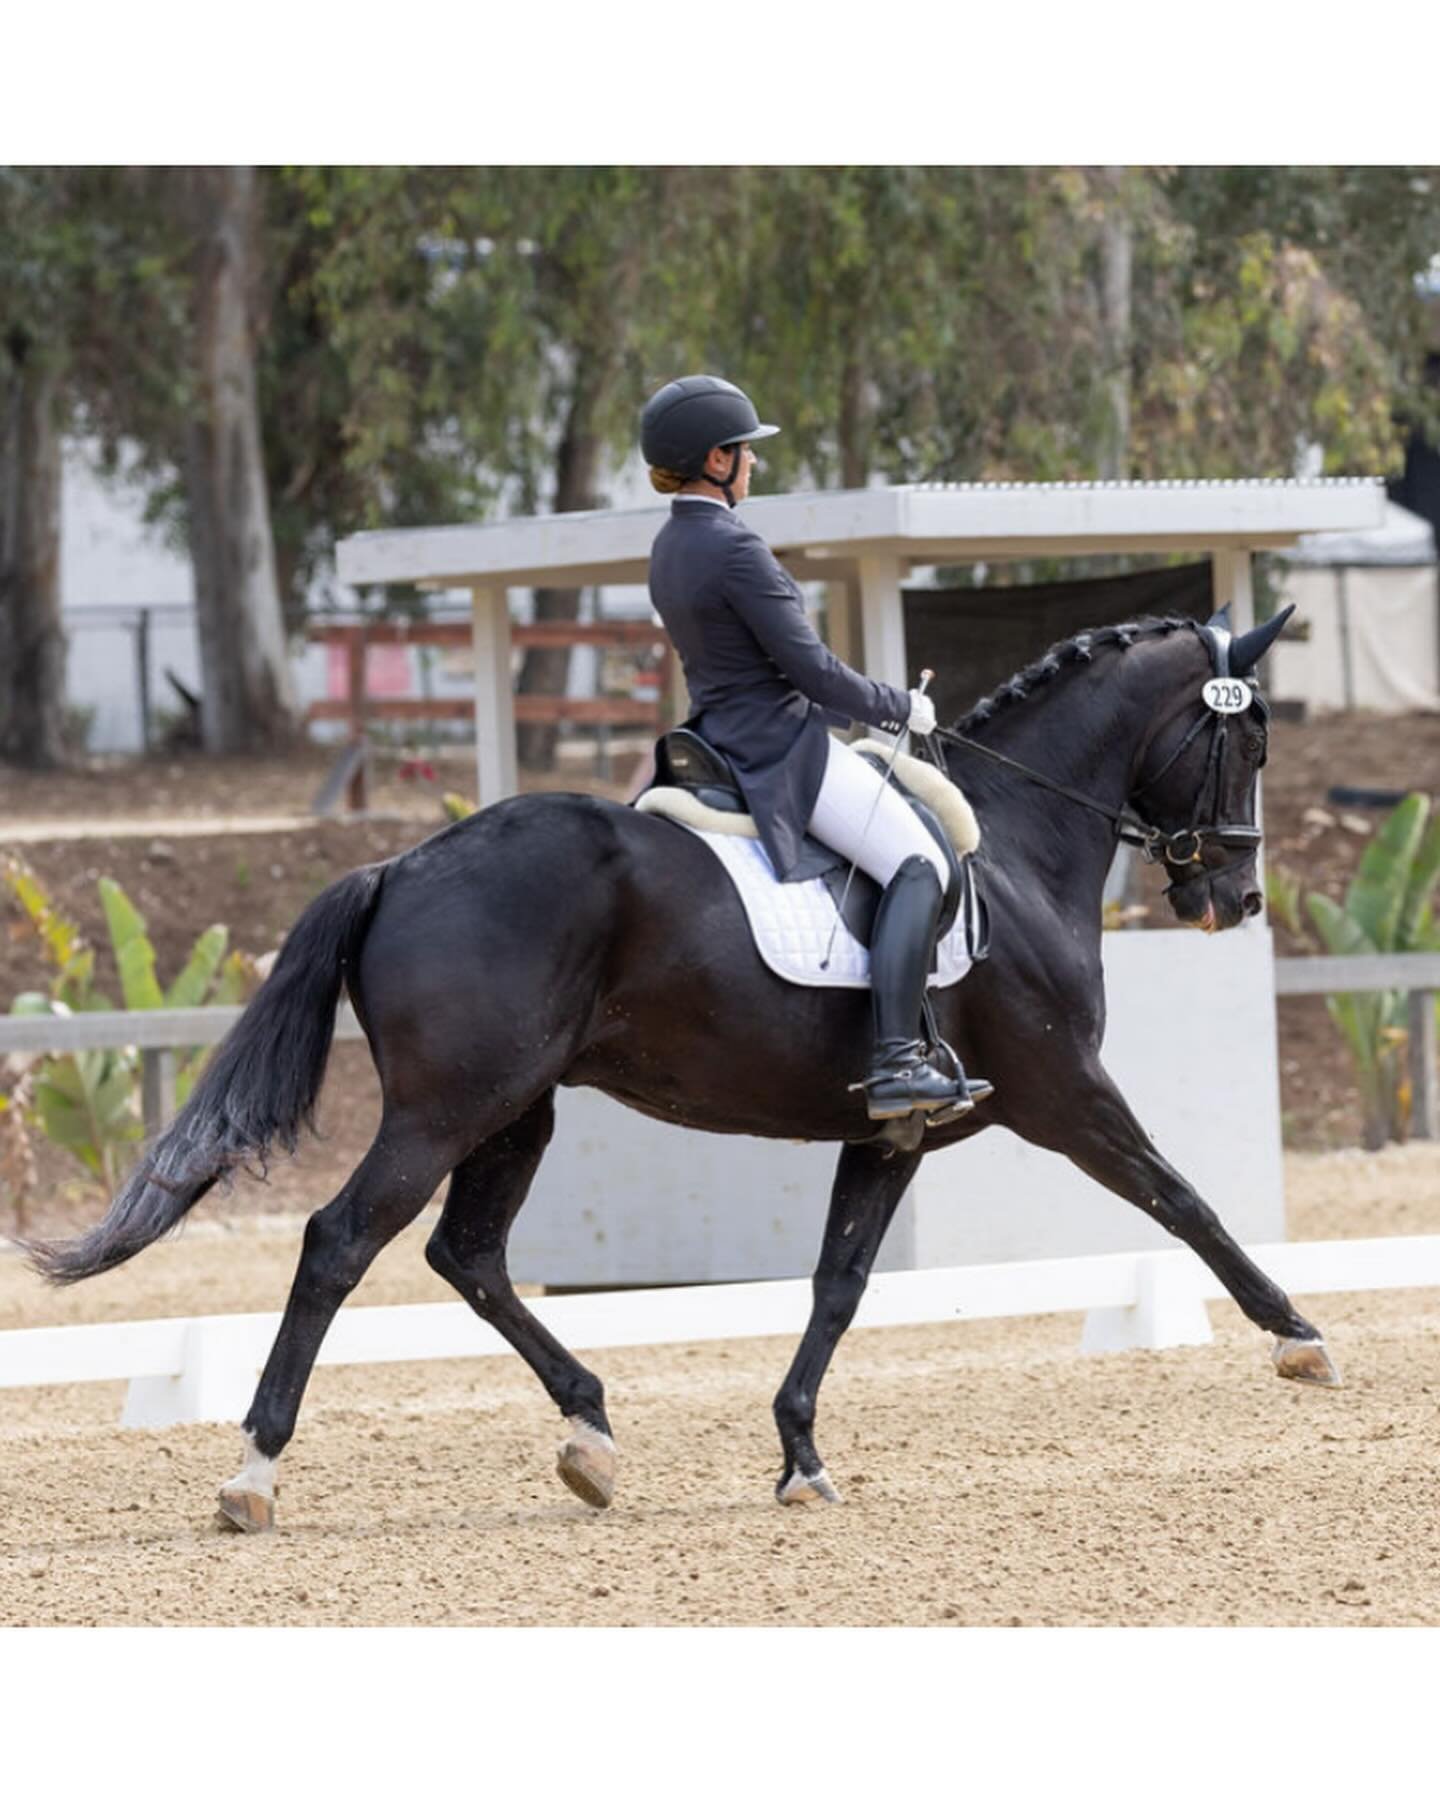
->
[648,496,912,881]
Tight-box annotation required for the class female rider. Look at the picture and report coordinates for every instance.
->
[642,374,992,1123]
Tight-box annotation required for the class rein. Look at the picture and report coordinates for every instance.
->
[927,704,1263,875]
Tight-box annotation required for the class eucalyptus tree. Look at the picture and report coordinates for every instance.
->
[0,168,75,767]
[702,166,972,491]
[175,166,299,752]
[298,166,705,767]
[3,167,300,757]
[447,166,701,767]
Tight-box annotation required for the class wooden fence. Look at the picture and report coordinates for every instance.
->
[307,618,675,811]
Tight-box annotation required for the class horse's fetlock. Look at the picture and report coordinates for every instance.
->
[774,1387,815,1437]
[565,1373,606,1423]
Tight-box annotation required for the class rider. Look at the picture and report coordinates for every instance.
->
[642,373,992,1123]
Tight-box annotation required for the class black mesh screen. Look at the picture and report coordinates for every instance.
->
[902,561,1215,717]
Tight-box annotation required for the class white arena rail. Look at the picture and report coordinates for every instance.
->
[3,1234,1439,1428]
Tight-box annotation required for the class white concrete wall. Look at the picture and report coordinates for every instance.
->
[508,924,1286,1285]
[60,444,200,753]
[61,441,339,753]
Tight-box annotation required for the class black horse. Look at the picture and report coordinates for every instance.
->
[28,606,1338,1533]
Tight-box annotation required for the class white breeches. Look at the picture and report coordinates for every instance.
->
[807,735,951,892]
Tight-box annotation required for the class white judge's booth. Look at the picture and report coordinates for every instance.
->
[336,479,1385,1285]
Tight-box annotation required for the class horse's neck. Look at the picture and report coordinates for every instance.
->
[978,654,1154,802]
[961,642,1192,888]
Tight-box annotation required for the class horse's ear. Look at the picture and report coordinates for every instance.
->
[1229,604,1296,676]
[1205,605,1232,635]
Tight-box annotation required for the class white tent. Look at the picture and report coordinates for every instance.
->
[1285,498,1436,567]
[1271,501,1440,713]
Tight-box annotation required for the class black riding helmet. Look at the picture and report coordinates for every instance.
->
[641,374,780,505]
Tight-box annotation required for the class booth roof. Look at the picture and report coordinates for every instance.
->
[336,477,1387,593]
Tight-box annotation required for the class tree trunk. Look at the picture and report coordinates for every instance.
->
[838,348,875,490]
[514,369,607,772]
[1098,167,1133,483]
[184,167,297,754]
[0,336,67,768]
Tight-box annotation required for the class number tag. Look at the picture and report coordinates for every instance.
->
[1202,677,1253,715]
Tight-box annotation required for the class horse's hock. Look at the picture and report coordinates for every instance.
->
[336,479,1386,1286]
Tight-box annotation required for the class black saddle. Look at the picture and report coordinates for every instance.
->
[647,728,978,954]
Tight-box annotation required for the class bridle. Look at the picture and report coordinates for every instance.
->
[926,624,1265,883]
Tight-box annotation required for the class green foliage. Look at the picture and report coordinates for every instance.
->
[1301,794,1440,1149]
[99,877,166,1010]
[1,858,258,1196]
[1264,863,1306,939]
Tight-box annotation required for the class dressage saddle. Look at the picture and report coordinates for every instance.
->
[649,727,967,951]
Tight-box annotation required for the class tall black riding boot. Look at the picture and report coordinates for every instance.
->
[857,856,992,1122]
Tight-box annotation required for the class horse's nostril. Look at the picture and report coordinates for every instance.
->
[1243,891,1263,917]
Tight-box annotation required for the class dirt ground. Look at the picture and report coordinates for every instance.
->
[0,1145,1438,1628]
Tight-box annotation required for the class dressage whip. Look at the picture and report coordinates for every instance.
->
[819,669,933,971]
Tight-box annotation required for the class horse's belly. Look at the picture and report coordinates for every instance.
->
[566,999,870,1143]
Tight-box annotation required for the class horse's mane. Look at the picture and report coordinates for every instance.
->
[952,614,1205,732]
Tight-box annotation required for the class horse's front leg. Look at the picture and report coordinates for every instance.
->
[773,1140,923,1504]
[1006,1054,1341,1386]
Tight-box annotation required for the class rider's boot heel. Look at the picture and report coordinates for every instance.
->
[856,856,991,1122]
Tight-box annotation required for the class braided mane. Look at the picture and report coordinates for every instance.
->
[952,615,1205,732]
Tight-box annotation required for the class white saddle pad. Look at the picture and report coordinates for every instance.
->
[682,826,981,991]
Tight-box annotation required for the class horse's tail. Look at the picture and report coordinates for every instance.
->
[26,863,386,1286]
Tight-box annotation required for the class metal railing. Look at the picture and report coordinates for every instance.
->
[3,949,1438,1137]
[1273,951,1440,1139]
[0,1005,364,1134]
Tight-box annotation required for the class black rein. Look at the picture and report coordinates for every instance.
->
[927,714,1263,875]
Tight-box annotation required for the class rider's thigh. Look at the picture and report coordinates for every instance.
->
[807,734,950,890]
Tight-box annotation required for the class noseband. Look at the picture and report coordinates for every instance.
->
[1126,679,1264,876]
[928,623,1264,882]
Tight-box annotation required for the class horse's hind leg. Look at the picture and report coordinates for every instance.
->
[423,1091,617,1509]
[217,1115,467,1534]
[772,1140,923,1504]
[1010,1057,1340,1386]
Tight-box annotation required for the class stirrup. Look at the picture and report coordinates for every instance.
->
[926,1079,995,1129]
[921,1032,994,1127]
[850,1040,962,1120]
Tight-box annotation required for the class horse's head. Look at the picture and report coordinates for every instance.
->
[1128,606,1292,933]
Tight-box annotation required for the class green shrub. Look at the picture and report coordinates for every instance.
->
[1,855,258,1201]
[1300,794,1440,1149]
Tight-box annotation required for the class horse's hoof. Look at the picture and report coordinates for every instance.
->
[216,1484,275,1534]
[1272,1335,1343,1388]
[777,1467,842,1506]
[556,1419,616,1510]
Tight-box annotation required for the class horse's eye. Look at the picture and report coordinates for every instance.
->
[1242,733,1266,766]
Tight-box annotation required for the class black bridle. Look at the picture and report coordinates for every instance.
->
[925,627,1265,880]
